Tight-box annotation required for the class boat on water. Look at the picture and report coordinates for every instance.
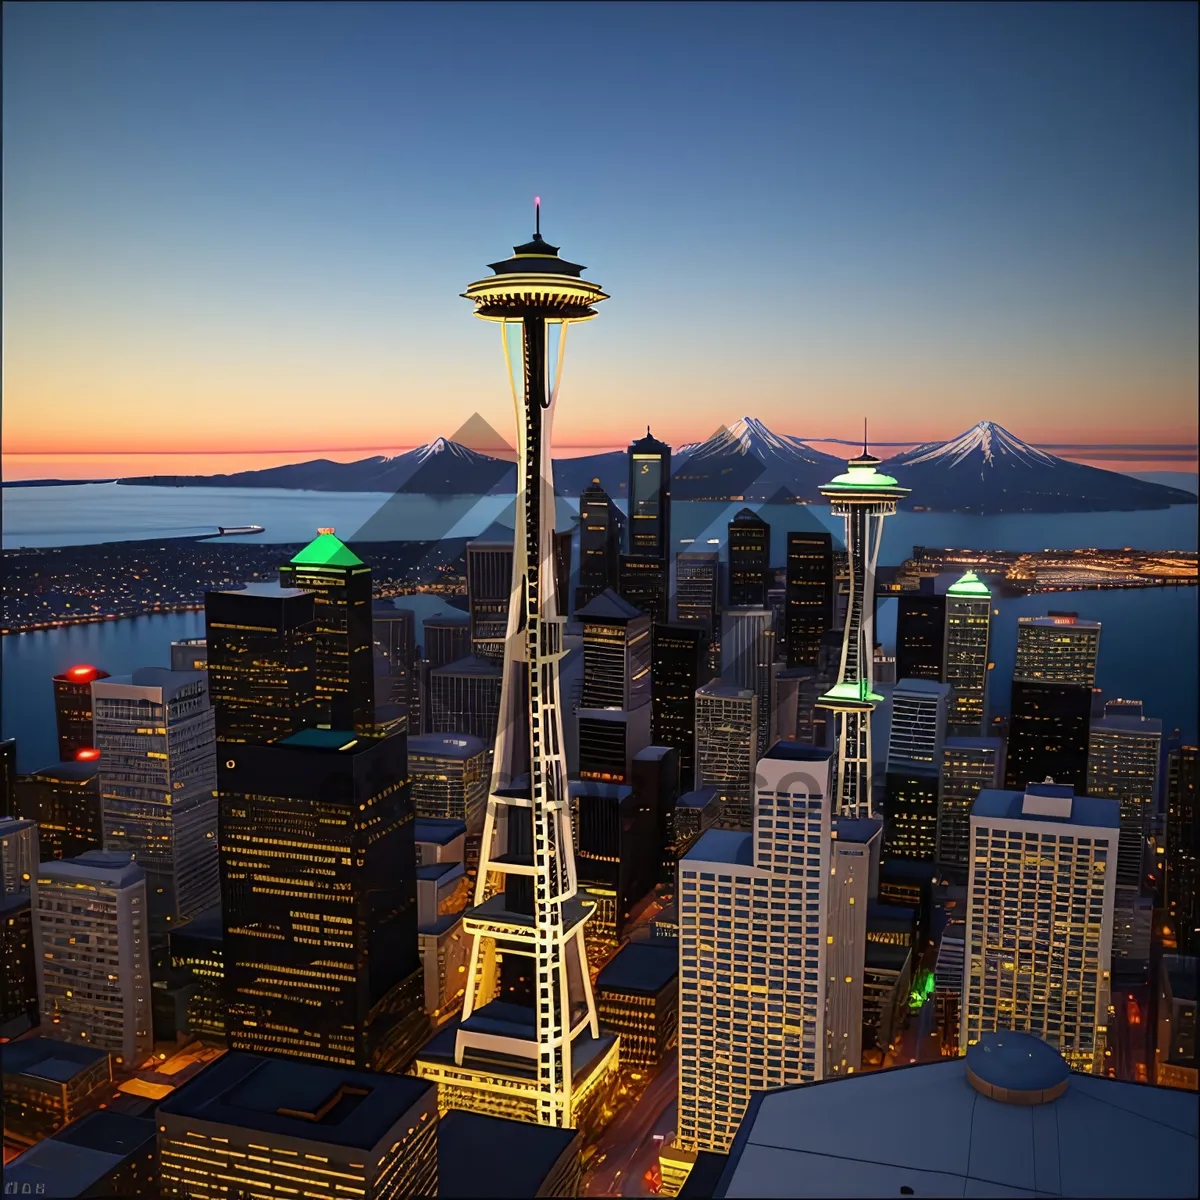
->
[217,524,265,536]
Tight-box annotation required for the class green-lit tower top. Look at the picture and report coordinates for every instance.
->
[289,528,365,570]
[947,569,992,597]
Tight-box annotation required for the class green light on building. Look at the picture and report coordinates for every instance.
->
[290,529,365,569]
[947,570,991,598]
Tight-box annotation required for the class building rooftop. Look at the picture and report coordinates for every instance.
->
[762,742,833,763]
[5,1140,126,1199]
[714,1041,1198,1198]
[686,829,754,868]
[972,787,1120,829]
[437,1110,579,1198]
[596,940,678,996]
[170,904,223,945]
[27,759,100,782]
[36,851,143,890]
[677,787,720,810]
[944,735,1004,751]
[893,677,954,695]
[2,1037,110,1081]
[276,728,363,752]
[408,732,487,759]
[96,666,206,694]
[433,654,503,678]
[576,587,645,622]
[1018,614,1101,629]
[1091,714,1163,735]
[634,744,677,763]
[218,581,310,599]
[414,817,468,846]
[157,1052,433,1150]
[290,529,365,569]
[1163,955,1197,1003]
[417,861,462,884]
[831,816,882,845]
[56,1110,155,1155]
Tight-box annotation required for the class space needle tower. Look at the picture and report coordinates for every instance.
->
[414,203,619,1130]
[816,431,909,818]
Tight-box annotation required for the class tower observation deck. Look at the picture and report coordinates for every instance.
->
[815,442,909,818]
[413,206,618,1130]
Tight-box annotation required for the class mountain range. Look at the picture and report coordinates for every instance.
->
[116,418,1195,514]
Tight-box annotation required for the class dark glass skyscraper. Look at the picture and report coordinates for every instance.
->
[627,429,672,563]
[52,666,110,760]
[1165,745,1198,956]
[205,583,317,745]
[576,479,623,610]
[895,590,947,682]
[651,623,709,793]
[618,553,669,626]
[467,541,513,664]
[278,530,374,732]
[423,613,472,669]
[220,728,424,1071]
[785,531,833,669]
[13,762,102,861]
[675,551,719,635]
[1004,679,1092,790]
[727,508,770,607]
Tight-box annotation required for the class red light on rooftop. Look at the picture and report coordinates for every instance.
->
[68,664,99,679]
[76,747,101,762]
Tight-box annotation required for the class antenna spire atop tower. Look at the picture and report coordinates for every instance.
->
[863,417,868,456]
[535,195,541,237]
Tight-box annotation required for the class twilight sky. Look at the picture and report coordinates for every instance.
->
[3,1,1197,474]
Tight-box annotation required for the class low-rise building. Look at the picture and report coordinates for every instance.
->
[436,1110,582,1198]
[2,1038,112,1149]
[4,1110,156,1197]
[596,940,679,1070]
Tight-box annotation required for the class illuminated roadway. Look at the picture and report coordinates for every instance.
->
[584,1051,678,1197]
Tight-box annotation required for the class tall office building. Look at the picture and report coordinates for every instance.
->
[220,728,424,1071]
[467,540,514,663]
[816,445,908,818]
[727,508,769,607]
[618,553,668,626]
[0,817,39,896]
[1088,713,1162,888]
[895,589,946,682]
[2,891,39,1038]
[1013,613,1101,686]
[632,744,680,874]
[675,551,720,635]
[278,529,374,731]
[882,771,940,862]
[1,737,15,812]
[429,654,504,743]
[52,665,110,760]
[1005,680,1092,790]
[628,428,672,563]
[423,612,472,669]
[158,1053,438,1200]
[676,744,834,1160]
[575,479,623,610]
[887,679,951,771]
[785,531,833,670]
[944,571,992,735]
[1164,745,1198,956]
[651,624,709,792]
[408,732,490,838]
[373,601,416,705]
[694,682,758,829]
[205,582,318,744]
[721,606,775,762]
[32,850,152,1066]
[937,736,1004,868]
[92,669,219,946]
[576,589,652,783]
[826,815,882,1078]
[14,761,103,861]
[411,211,618,1129]
[962,782,1118,1073]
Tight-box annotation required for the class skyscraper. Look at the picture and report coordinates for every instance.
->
[675,551,720,635]
[721,606,775,763]
[412,210,617,1129]
[651,623,709,792]
[785,530,834,670]
[575,479,623,611]
[278,529,374,732]
[887,679,951,771]
[52,665,110,760]
[895,589,947,682]
[423,612,472,669]
[727,508,769,607]
[816,444,909,818]
[676,744,834,1160]
[467,540,514,664]
[13,761,103,862]
[1005,680,1092,790]
[617,553,669,626]
[694,682,758,829]
[1164,745,1197,956]
[576,589,652,784]
[627,428,672,563]
[1013,613,1101,686]
[1087,713,1162,889]
[0,817,39,896]
[408,732,490,837]
[92,669,219,948]
[962,782,1118,1073]
[220,728,424,1071]
[937,736,1004,868]
[943,571,992,735]
[205,582,318,745]
[428,655,504,743]
[373,601,416,705]
[32,850,152,1067]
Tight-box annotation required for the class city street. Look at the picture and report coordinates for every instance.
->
[584,1052,678,1197]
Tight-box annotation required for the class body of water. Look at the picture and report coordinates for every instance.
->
[3,484,1196,555]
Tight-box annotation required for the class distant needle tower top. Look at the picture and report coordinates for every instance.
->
[816,433,909,818]
[414,203,617,1131]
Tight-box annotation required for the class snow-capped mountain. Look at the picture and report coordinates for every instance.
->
[882,421,1196,513]
[672,417,844,501]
